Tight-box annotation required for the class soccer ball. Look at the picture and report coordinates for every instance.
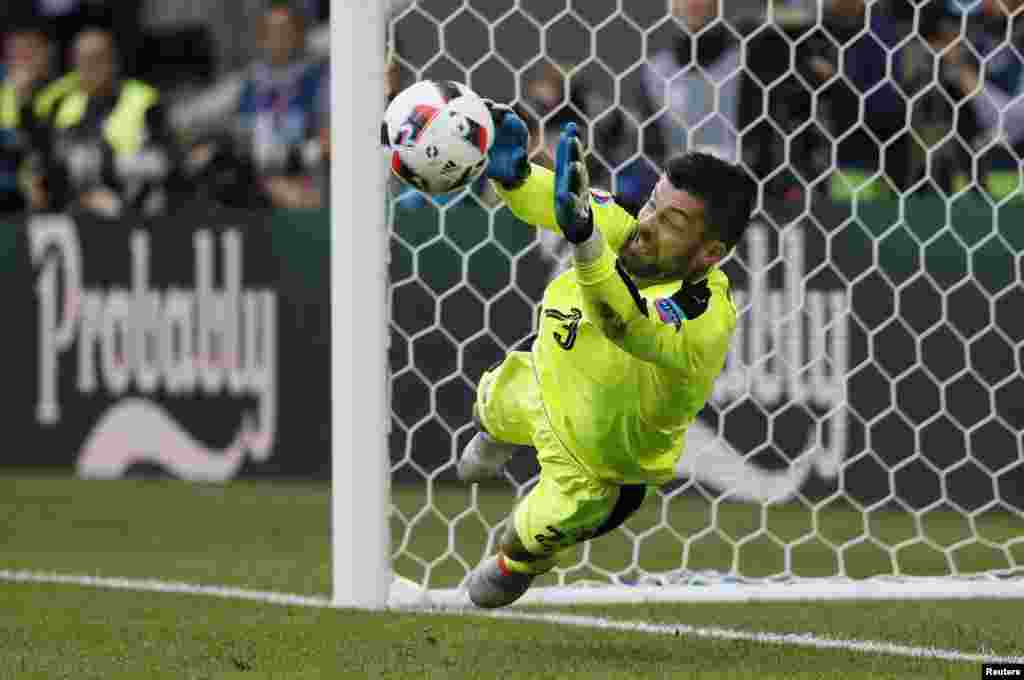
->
[382,80,495,195]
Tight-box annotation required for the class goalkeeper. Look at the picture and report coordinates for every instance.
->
[460,104,756,608]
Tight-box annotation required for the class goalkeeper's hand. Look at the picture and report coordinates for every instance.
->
[483,101,531,189]
[553,122,593,244]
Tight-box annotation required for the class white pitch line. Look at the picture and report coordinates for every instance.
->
[0,570,333,609]
[2,569,1022,666]
[474,609,1024,665]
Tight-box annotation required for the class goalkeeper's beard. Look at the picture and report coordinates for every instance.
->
[619,229,702,285]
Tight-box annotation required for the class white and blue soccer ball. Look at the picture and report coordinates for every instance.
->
[383,80,495,195]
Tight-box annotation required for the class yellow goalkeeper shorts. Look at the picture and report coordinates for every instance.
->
[475,351,648,557]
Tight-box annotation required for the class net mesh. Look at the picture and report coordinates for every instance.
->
[386,0,1024,591]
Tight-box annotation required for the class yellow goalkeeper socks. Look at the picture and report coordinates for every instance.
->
[499,552,557,577]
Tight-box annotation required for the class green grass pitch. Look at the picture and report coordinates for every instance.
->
[0,473,1020,679]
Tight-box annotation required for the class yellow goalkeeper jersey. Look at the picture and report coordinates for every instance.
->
[494,165,737,486]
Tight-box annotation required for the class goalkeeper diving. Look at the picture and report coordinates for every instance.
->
[458,104,757,608]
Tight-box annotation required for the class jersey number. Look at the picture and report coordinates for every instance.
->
[543,307,582,350]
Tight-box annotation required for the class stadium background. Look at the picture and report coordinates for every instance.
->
[1,3,1022,677]
[0,0,1021,576]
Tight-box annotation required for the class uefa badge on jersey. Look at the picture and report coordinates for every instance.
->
[654,297,686,332]
[590,188,613,205]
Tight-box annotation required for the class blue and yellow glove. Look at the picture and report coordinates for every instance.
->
[483,101,531,189]
[554,122,594,244]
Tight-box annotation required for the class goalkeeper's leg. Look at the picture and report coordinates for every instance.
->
[467,428,648,608]
[458,351,536,482]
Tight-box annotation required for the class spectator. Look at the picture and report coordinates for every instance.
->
[179,2,327,210]
[0,16,78,213]
[33,0,143,77]
[38,27,182,217]
[931,0,1024,198]
[806,0,910,198]
[633,0,744,168]
[311,63,329,207]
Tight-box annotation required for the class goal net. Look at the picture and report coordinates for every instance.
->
[357,0,1024,606]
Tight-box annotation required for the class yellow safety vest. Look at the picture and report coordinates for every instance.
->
[0,72,82,129]
[0,82,18,129]
[54,79,160,156]
[34,71,80,120]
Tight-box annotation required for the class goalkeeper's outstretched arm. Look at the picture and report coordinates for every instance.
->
[483,103,634,249]
[491,163,562,233]
[492,164,635,251]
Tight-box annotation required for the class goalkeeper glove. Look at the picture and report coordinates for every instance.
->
[483,101,531,189]
[553,122,594,244]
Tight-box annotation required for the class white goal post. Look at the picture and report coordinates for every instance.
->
[332,0,1024,609]
[331,0,391,608]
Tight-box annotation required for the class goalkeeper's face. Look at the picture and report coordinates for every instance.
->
[621,184,722,284]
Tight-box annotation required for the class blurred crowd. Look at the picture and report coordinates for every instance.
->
[2,0,1024,222]
[0,0,329,218]
[393,0,1024,213]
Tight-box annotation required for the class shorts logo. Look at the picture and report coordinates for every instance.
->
[655,297,685,331]
[534,524,566,553]
[534,524,596,553]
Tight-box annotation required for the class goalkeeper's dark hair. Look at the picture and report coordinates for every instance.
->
[665,152,757,251]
